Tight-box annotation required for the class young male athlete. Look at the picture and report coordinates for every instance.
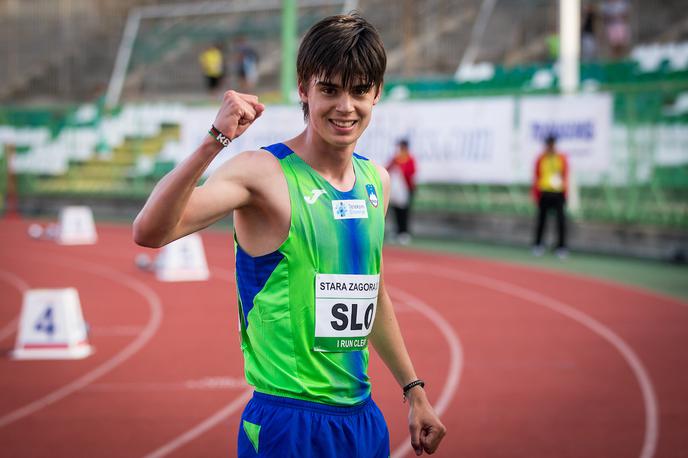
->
[134,13,446,457]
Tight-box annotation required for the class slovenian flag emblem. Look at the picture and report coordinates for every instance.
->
[366,184,379,208]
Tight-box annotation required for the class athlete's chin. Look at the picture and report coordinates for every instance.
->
[325,130,364,148]
[327,135,359,148]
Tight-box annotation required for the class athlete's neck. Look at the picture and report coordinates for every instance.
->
[287,130,357,191]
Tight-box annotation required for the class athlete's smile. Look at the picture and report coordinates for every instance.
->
[329,118,358,131]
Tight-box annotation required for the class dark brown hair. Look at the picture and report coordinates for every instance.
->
[297,13,386,119]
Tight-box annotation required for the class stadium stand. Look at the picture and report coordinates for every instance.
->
[1,0,687,259]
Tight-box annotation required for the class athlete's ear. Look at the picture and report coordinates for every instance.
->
[373,84,383,105]
[297,79,309,104]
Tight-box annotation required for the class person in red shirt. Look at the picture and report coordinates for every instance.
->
[387,139,417,244]
[532,134,569,258]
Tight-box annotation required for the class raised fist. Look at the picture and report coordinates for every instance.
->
[213,90,265,141]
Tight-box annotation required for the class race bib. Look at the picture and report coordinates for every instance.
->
[313,273,380,352]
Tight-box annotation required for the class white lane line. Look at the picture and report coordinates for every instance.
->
[394,263,659,458]
[0,270,30,292]
[137,264,244,458]
[0,255,164,429]
[142,389,253,458]
[388,286,464,458]
[0,317,19,342]
[89,326,146,336]
[0,270,30,342]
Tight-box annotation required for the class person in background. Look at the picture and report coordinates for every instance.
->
[532,134,569,259]
[602,0,630,59]
[581,2,598,62]
[199,42,225,95]
[235,36,259,92]
[387,139,417,245]
[545,30,560,65]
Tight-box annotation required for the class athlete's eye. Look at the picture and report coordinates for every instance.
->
[353,86,369,96]
[321,86,336,95]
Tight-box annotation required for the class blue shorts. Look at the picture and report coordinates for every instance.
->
[237,392,390,458]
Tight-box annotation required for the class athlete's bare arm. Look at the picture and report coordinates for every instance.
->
[370,164,447,456]
[133,91,266,248]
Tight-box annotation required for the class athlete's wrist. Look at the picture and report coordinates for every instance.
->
[200,133,225,156]
[405,385,428,406]
[208,124,232,148]
[403,379,426,403]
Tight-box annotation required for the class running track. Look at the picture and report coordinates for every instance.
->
[1,219,687,457]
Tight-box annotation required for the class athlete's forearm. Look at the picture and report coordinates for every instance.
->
[369,284,419,389]
[133,136,221,247]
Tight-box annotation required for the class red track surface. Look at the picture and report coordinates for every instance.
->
[1,219,687,457]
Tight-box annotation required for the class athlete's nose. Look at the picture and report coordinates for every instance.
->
[335,92,354,113]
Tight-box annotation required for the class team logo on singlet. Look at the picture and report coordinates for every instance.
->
[365,184,379,208]
[332,200,368,220]
[304,189,327,204]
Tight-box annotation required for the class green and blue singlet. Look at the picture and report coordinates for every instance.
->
[235,142,385,406]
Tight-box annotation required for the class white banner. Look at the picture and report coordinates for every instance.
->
[175,94,611,185]
[357,98,516,183]
[518,94,612,184]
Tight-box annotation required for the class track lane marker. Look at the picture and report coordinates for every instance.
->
[0,256,164,429]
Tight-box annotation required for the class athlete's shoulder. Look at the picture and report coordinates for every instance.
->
[212,148,282,184]
[220,148,279,168]
[356,156,388,184]
[371,161,389,181]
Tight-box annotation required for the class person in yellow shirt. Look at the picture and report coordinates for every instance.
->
[199,43,225,94]
[531,134,569,258]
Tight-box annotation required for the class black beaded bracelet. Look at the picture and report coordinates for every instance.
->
[402,379,425,401]
[208,124,231,148]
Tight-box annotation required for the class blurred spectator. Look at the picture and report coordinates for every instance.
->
[602,0,630,59]
[581,2,598,61]
[235,37,259,91]
[199,43,225,95]
[531,134,569,259]
[387,139,417,245]
[545,30,560,65]
[3,143,19,219]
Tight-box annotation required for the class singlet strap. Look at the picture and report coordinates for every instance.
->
[262,143,295,160]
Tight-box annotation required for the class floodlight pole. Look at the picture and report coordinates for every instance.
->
[455,0,497,76]
[105,10,142,109]
[281,0,297,103]
[559,0,580,94]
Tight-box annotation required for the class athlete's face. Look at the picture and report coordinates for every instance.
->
[299,74,381,148]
